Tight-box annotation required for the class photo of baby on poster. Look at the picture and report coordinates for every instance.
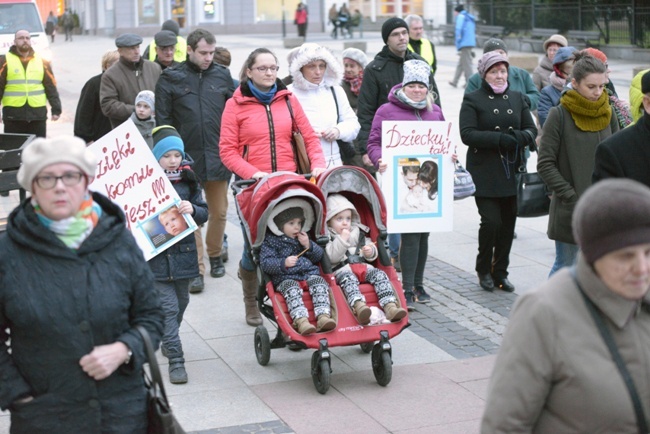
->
[87,119,197,260]
[380,120,455,233]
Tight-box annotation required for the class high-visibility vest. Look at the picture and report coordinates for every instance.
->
[148,36,187,63]
[2,52,46,108]
[408,38,435,70]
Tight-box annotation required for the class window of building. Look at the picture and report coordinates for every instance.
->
[138,0,160,25]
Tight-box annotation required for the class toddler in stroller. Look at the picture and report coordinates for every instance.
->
[260,198,336,335]
[325,194,407,323]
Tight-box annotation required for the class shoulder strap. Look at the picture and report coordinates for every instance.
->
[285,96,300,133]
[135,325,171,407]
[570,268,649,434]
[330,86,341,123]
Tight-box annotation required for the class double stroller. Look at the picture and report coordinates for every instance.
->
[232,166,409,394]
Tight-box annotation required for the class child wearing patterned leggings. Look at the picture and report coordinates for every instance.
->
[325,194,407,324]
[260,198,336,335]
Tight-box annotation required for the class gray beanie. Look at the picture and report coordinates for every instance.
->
[135,90,155,110]
[483,38,508,54]
[342,47,368,69]
[573,179,650,264]
[402,59,430,87]
[17,136,98,192]
[162,19,180,36]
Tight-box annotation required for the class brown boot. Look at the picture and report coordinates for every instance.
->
[294,317,316,335]
[353,301,371,325]
[383,302,407,322]
[239,263,262,326]
[316,314,336,332]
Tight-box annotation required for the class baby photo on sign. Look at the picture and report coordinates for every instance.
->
[142,204,192,250]
[396,156,440,215]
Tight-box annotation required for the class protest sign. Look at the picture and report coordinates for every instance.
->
[380,120,455,233]
[88,120,196,260]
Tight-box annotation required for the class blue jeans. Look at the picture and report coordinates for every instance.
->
[388,233,400,259]
[549,241,579,277]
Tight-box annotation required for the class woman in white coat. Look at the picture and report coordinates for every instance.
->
[289,43,360,168]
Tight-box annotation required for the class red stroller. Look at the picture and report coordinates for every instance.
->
[232,168,409,394]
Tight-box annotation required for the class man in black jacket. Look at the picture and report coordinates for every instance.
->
[156,28,235,291]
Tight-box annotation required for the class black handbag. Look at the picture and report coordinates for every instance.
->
[330,87,357,159]
[516,171,550,217]
[135,326,186,434]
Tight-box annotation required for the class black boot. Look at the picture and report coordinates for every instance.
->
[209,256,225,278]
[188,275,204,293]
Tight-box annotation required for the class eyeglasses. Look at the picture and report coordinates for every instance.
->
[34,172,84,189]
[252,66,279,73]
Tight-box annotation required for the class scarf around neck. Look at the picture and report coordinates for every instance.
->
[560,89,611,132]
[343,70,363,96]
[395,88,427,110]
[34,192,102,249]
[549,71,566,91]
[248,81,277,104]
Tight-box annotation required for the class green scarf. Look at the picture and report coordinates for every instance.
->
[560,89,611,132]
[34,193,102,249]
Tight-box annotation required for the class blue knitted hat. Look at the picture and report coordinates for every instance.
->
[152,126,185,161]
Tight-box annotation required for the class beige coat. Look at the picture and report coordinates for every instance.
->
[481,254,650,433]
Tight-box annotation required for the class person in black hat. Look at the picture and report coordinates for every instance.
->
[99,33,161,128]
[151,30,180,70]
[143,20,188,64]
[449,4,477,88]
[355,16,441,272]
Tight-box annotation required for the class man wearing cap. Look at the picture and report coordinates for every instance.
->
[593,70,650,188]
[151,30,180,70]
[144,20,188,64]
[100,33,161,128]
[405,14,437,75]
[465,38,540,111]
[0,29,61,138]
[156,28,235,288]
[449,5,476,88]
[533,34,567,91]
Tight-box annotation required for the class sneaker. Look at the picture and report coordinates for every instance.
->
[414,286,432,302]
[404,290,416,311]
[188,275,204,294]
[168,361,188,384]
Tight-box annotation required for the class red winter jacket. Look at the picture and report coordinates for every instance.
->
[220,80,326,179]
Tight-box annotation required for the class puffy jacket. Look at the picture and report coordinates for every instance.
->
[220,79,326,179]
[100,56,161,128]
[532,55,553,91]
[155,60,235,182]
[0,46,61,122]
[260,234,323,287]
[538,82,563,127]
[465,66,540,111]
[356,45,441,154]
[148,162,208,282]
[455,11,477,50]
[367,83,445,167]
[0,192,163,433]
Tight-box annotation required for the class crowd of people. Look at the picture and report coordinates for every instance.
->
[0,5,649,431]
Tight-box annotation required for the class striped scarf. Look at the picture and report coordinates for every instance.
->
[34,193,102,249]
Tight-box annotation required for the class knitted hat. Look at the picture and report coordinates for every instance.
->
[483,38,508,54]
[382,17,409,44]
[162,19,180,36]
[478,51,509,78]
[583,47,607,65]
[152,126,185,161]
[135,90,155,110]
[454,5,465,12]
[342,47,368,69]
[642,70,650,94]
[267,198,314,236]
[326,194,359,223]
[154,30,177,47]
[543,34,568,52]
[553,46,576,66]
[17,136,98,192]
[402,59,430,87]
[573,179,650,264]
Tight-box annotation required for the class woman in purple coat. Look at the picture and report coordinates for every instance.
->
[367,59,445,309]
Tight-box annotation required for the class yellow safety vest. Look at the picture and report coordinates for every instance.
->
[148,36,187,63]
[2,52,46,108]
[408,38,435,71]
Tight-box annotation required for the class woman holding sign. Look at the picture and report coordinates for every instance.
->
[0,136,163,432]
[367,59,445,309]
[459,52,537,293]
[220,47,327,326]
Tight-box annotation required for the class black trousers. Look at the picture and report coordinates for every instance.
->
[474,195,517,279]
[4,119,47,138]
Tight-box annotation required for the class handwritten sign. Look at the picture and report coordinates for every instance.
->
[88,120,197,260]
[380,120,455,233]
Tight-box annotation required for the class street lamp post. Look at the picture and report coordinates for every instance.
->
[282,0,286,37]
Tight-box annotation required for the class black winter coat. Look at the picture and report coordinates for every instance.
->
[155,61,235,182]
[74,73,113,143]
[148,163,209,281]
[460,80,538,197]
[260,233,323,287]
[356,45,441,153]
[0,192,163,433]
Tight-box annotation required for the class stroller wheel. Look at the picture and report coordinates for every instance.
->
[311,351,331,394]
[359,342,374,353]
[254,326,271,366]
[371,344,392,387]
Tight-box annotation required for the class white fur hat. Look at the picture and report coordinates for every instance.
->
[342,47,368,69]
[290,43,343,89]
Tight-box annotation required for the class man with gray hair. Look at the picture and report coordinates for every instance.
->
[405,14,437,75]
